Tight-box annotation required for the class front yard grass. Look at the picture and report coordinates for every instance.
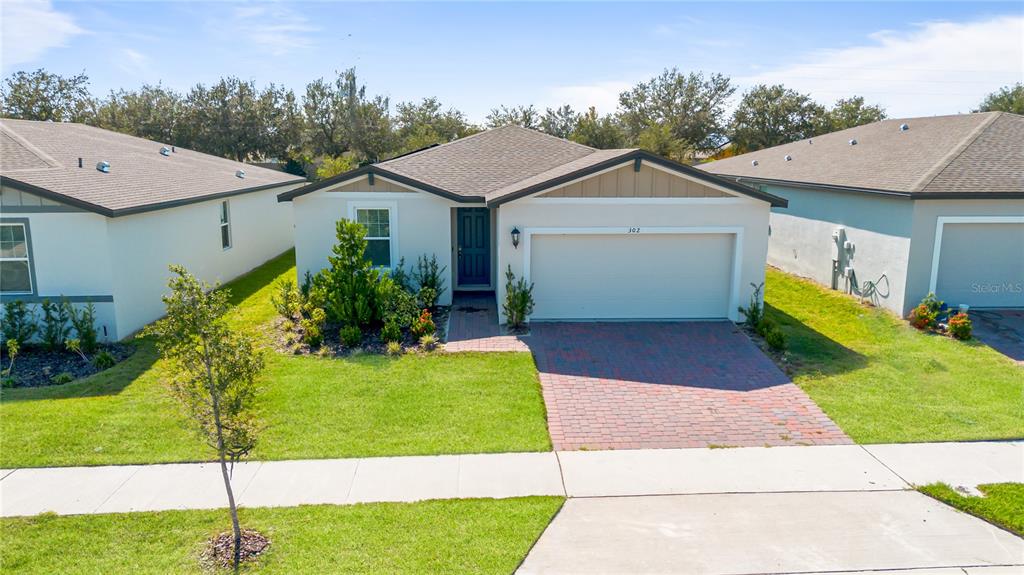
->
[0,251,550,468]
[919,483,1024,537]
[765,268,1024,443]
[0,497,563,574]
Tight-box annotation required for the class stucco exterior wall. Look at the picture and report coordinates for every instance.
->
[762,185,914,315]
[906,198,1024,312]
[106,184,298,338]
[495,197,771,323]
[1,207,119,340]
[291,180,458,306]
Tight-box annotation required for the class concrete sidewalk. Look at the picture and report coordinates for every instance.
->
[1,441,1021,517]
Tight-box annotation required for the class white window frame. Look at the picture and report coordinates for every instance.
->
[348,201,398,269]
[220,200,232,251]
[0,221,34,295]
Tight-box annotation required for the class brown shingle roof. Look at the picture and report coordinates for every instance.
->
[278,125,788,207]
[0,119,304,216]
[699,112,1024,197]
[379,125,599,197]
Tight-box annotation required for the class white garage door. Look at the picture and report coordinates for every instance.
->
[935,222,1024,308]
[529,233,735,320]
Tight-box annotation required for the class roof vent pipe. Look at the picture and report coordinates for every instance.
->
[849,139,858,146]
[78,157,83,168]
[160,146,171,156]
[899,123,909,131]
[172,146,176,153]
[784,154,792,161]
[96,161,110,173]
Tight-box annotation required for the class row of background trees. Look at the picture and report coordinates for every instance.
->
[3,68,1020,179]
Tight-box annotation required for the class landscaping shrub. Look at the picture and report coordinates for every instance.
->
[2,339,18,381]
[410,309,435,339]
[340,325,363,348]
[40,298,71,351]
[66,338,88,362]
[502,266,534,329]
[419,334,438,351]
[921,292,944,314]
[92,350,116,370]
[738,282,765,330]
[386,341,403,356]
[765,326,788,351]
[412,254,447,308]
[2,300,37,347]
[417,287,438,310]
[68,301,98,354]
[388,257,413,292]
[380,320,402,344]
[379,279,418,328]
[300,307,327,348]
[908,303,939,330]
[51,372,74,385]
[271,278,302,319]
[947,312,973,340]
[316,219,384,327]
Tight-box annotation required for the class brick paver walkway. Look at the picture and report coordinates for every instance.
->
[444,292,529,352]
[529,322,851,450]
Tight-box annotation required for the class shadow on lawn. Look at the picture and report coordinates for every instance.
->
[223,249,296,307]
[0,338,160,402]
[764,304,870,378]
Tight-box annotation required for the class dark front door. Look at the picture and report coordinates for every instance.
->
[457,208,490,286]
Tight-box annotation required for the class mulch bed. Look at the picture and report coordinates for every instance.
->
[1,343,135,388]
[272,306,450,357]
[201,529,271,570]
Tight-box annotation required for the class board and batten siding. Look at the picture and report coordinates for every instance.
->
[539,163,731,198]
[291,177,458,306]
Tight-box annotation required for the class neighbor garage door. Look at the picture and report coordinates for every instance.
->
[529,233,735,320]
[935,222,1024,308]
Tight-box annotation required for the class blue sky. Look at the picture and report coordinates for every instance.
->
[3,1,1022,122]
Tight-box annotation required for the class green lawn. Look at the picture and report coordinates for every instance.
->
[0,497,563,574]
[0,251,551,468]
[919,483,1024,537]
[765,268,1024,443]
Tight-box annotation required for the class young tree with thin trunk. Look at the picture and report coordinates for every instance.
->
[144,265,263,569]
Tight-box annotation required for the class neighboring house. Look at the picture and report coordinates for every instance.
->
[0,119,305,340]
[701,112,1024,315]
[279,126,786,323]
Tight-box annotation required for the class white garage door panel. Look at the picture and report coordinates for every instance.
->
[936,222,1024,308]
[530,233,734,319]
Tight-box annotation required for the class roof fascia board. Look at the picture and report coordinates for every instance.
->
[110,179,305,217]
[726,175,913,199]
[1,176,114,216]
[277,165,483,204]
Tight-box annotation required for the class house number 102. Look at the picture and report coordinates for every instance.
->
[628,227,641,234]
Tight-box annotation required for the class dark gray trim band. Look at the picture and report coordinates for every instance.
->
[0,217,38,297]
[0,205,85,213]
[1,176,307,218]
[0,294,114,303]
[717,174,1024,201]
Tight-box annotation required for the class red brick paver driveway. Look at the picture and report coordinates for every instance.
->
[528,322,850,450]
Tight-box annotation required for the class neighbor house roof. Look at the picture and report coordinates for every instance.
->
[0,119,305,217]
[699,112,1024,199]
[279,125,786,206]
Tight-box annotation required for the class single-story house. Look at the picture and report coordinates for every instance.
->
[0,119,305,340]
[279,126,786,323]
[701,111,1024,316]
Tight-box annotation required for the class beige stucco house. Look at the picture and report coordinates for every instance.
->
[701,112,1024,316]
[280,126,786,323]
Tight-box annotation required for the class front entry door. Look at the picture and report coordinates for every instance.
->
[457,208,490,286]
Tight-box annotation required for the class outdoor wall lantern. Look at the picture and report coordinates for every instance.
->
[511,227,521,249]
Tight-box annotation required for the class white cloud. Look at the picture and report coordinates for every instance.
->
[228,4,319,56]
[116,47,152,79]
[739,15,1024,117]
[540,80,635,115]
[1,0,84,71]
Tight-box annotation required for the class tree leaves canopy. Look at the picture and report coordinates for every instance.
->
[975,83,1024,114]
